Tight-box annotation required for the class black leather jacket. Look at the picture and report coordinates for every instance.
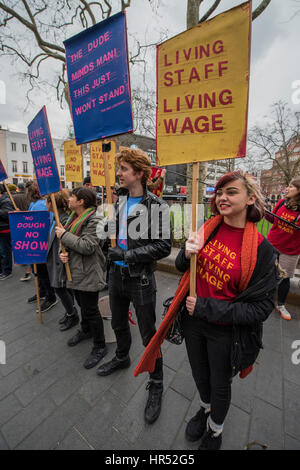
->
[110,187,172,277]
[0,193,14,231]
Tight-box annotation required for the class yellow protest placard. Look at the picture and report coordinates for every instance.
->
[64,139,83,183]
[156,1,251,166]
[90,140,116,186]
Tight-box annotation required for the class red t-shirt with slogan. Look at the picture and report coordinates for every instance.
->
[267,199,300,255]
[196,222,263,301]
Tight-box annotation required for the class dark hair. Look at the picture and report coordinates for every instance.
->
[210,170,265,223]
[26,182,41,202]
[17,183,25,191]
[71,187,96,209]
[0,183,6,194]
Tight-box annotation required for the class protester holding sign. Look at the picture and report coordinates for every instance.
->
[46,190,79,331]
[172,171,279,450]
[96,148,171,425]
[265,177,300,321]
[55,187,107,369]
[26,182,58,312]
[0,183,14,280]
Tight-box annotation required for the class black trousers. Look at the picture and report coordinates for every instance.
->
[182,311,233,425]
[34,263,56,302]
[73,290,105,348]
[55,287,75,316]
[277,277,290,305]
[108,264,163,382]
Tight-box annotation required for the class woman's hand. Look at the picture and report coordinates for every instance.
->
[55,226,66,239]
[185,233,202,259]
[186,296,197,316]
[59,252,69,264]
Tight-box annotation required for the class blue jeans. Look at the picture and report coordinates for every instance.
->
[0,233,12,275]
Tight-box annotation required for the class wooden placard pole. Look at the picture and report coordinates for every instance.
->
[50,193,72,281]
[189,162,199,298]
[102,142,116,248]
[33,263,43,324]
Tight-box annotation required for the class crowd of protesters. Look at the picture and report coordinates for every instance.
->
[0,147,300,450]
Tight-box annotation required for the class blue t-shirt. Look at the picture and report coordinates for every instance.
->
[114,196,142,268]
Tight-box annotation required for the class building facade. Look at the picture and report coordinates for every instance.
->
[0,127,68,187]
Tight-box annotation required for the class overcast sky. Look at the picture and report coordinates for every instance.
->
[0,0,299,141]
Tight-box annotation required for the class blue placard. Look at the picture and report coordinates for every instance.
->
[27,106,61,196]
[8,211,50,264]
[64,11,133,145]
[0,159,8,182]
[206,187,215,193]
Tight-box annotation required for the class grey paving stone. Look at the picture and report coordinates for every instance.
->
[0,393,23,426]
[16,394,91,450]
[162,343,187,372]
[0,367,29,401]
[248,398,283,450]
[75,390,127,449]
[169,358,196,401]
[221,404,250,450]
[255,348,283,409]
[0,431,9,450]
[1,395,56,449]
[285,434,300,450]
[283,348,300,387]
[284,380,300,441]
[55,427,94,450]
[231,365,257,413]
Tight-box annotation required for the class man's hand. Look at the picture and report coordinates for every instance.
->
[185,233,203,259]
[59,252,69,264]
[186,296,196,316]
[108,246,125,261]
[55,226,66,239]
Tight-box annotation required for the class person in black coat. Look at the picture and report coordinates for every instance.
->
[96,147,171,425]
[175,171,279,450]
[0,184,14,280]
[46,190,79,331]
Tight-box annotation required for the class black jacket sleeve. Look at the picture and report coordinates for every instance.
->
[193,292,275,326]
[175,244,190,273]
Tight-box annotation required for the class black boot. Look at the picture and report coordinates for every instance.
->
[67,329,93,347]
[185,408,209,442]
[59,314,79,331]
[58,313,67,325]
[198,423,222,450]
[96,356,131,376]
[83,346,108,369]
[144,381,163,424]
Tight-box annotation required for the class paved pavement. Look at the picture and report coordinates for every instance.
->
[0,265,300,450]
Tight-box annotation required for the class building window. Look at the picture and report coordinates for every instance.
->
[23,161,28,173]
[60,165,65,177]
[12,160,17,172]
[11,142,16,151]
[86,160,90,166]
[22,144,27,153]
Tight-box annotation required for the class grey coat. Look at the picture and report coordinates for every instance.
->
[46,211,69,289]
[60,212,107,292]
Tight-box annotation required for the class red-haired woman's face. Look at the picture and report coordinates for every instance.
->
[215,179,255,221]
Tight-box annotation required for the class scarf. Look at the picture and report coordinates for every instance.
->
[133,215,258,377]
[64,207,95,236]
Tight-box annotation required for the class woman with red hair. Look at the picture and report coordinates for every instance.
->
[175,171,279,450]
[265,177,300,321]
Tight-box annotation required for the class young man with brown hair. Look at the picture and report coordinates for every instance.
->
[97,147,171,424]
